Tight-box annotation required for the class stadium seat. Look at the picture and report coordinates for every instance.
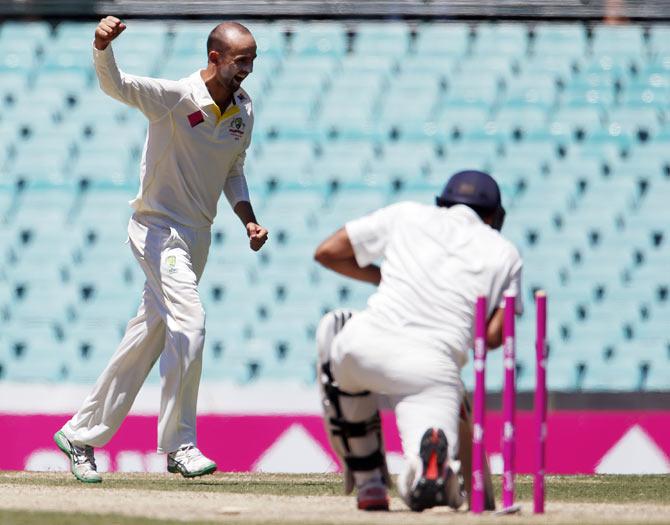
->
[290,22,347,56]
[523,55,577,84]
[581,358,643,391]
[414,23,470,57]
[353,22,411,56]
[643,360,670,390]
[591,25,646,59]
[649,25,670,55]
[531,24,587,59]
[471,23,529,58]
[446,75,501,106]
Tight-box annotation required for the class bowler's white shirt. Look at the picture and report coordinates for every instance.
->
[93,44,253,229]
[345,202,523,367]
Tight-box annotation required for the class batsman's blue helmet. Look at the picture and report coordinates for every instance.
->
[436,170,506,230]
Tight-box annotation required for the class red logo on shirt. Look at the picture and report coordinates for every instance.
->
[188,111,205,128]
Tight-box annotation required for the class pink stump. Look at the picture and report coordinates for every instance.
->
[472,295,487,514]
[502,293,516,510]
[534,291,548,514]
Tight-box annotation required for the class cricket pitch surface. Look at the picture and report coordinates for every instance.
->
[0,472,668,525]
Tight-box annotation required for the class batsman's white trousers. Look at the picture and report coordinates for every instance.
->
[320,310,464,464]
[61,213,211,453]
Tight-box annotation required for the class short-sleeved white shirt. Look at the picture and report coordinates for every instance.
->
[345,202,523,367]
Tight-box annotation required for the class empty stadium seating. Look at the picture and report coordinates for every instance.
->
[0,20,668,391]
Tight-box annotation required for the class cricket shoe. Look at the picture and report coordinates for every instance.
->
[408,428,465,512]
[356,477,390,511]
[53,431,102,484]
[167,445,217,478]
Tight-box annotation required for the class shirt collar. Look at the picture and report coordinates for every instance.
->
[189,70,239,111]
[447,204,484,224]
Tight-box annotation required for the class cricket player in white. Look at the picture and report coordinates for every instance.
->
[54,17,268,483]
[314,171,523,511]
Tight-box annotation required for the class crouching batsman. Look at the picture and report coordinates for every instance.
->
[313,171,523,512]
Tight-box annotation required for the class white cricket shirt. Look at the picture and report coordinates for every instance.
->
[345,202,523,367]
[93,44,253,229]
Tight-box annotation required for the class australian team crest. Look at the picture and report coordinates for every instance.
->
[228,117,245,140]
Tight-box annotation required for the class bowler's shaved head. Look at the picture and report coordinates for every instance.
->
[203,21,256,99]
[207,22,253,55]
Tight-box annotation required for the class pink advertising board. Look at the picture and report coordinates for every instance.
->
[1,411,669,474]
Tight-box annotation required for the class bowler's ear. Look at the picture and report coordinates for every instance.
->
[208,50,220,65]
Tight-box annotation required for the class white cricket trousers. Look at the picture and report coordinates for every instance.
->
[320,310,464,489]
[61,213,211,453]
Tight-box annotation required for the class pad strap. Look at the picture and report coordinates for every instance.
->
[344,450,386,472]
[330,414,381,438]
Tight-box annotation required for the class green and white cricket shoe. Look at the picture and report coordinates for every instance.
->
[167,445,217,478]
[53,431,102,484]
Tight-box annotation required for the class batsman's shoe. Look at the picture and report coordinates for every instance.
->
[356,477,389,511]
[167,445,217,478]
[408,428,464,512]
[53,431,102,484]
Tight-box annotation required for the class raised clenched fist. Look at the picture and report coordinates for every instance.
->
[246,222,269,252]
[94,16,127,51]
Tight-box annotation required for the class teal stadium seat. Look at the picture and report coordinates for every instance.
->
[646,361,670,390]
[317,188,386,233]
[43,24,97,73]
[2,333,66,382]
[581,358,642,391]
[458,56,516,83]
[318,88,383,140]
[376,76,442,135]
[0,21,50,70]
[110,21,169,77]
[414,23,470,57]
[9,135,74,185]
[243,22,286,58]
[523,56,577,85]
[621,84,670,110]
[609,107,665,137]
[562,81,615,108]
[62,324,123,382]
[201,336,253,383]
[446,74,501,107]
[549,105,605,143]
[354,22,410,56]
[310,141,376,187]
[400,55,457,81]
[372,142,437,184]
[0,71,28,101]
[649,25,670,55]
[506,73,559,106]
[170,22,215,56]
[437,104,491,137]
[290,22,347,56]
[591,25,646,60]
[495,103,548,137]
[471,23,529,58]
[33,70,91,93]
[532,24,587,59]
[249,139,315,187]
[339,54,396,76]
